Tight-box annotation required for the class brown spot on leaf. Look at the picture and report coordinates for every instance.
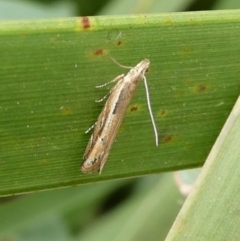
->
[197,84,207,92]
[164,135,172,142]
[81,17,90,29]
[94,49,103,56]
[130,106,138,112]
[160,110,166,116]
[117,41,122,46]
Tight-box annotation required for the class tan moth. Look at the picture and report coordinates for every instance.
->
[82,59,158,174]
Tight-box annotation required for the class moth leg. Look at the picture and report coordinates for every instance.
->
[95,74,124,88]
[95,74,125,102]
[85,122,96,134]
[95,93,109,103]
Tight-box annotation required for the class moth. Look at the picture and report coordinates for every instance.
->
[82,59,158,174]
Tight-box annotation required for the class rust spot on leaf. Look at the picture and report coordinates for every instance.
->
[81,17,90,29]
[196,84,207,92]
[94,49,103,56]
[160,110,166,116]
[164,135,172,142]
[130,106,138,112]
[117,41,122,46]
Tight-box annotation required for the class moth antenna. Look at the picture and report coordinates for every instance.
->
[95,93,109,103]
[109,56,133,69]
[143,76,159,146]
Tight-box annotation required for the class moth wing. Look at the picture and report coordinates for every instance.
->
[83,105,107,159]
[98,152,109,174]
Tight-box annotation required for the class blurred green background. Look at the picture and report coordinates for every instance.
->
[1,0,240,20]
[0,0,239,240]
